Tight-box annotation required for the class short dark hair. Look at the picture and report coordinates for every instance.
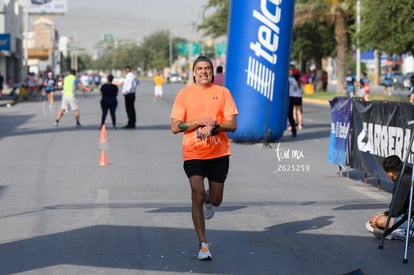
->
[383,155,403,173]
[70,69,76,75]
[192,55,214,83]
[216,65,223,73]
[107,74,114,82]
[125,66,131,71]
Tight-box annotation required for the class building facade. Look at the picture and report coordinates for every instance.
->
[0,0,23,87]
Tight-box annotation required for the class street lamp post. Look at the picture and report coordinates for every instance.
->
[356,0,361,83]
[22,0,29,83]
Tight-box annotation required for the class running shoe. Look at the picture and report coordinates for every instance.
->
[203,201,215,220]
[76,122,82,128]
[53,121,59,127]
[365,221,374,233]
[198,242,212,260]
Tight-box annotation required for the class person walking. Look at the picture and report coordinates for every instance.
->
[384,67,393,96]
[287,68,303,137]
[170,56,238,261]
[152,72,164,101]
[54,69,90,128]
[122,66,138,129]
[100,74,118,129]
[80,72,90,98]
[359,72,370,101]
[344,67,356,97]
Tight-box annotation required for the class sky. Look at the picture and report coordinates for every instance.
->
[51,0,210,52]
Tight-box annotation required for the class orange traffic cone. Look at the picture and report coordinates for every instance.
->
[99,149,108,166]
[100,124,107,143]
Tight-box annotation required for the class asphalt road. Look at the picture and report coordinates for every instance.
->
[0,80,412,274]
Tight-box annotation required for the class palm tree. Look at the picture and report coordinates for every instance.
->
[295,0,355,93]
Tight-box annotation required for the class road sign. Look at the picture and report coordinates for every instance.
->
[192,42,200,56]
[215,42,227,56]
[177,42,200,56]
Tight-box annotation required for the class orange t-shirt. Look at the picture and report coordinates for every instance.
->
[171,83,238,161]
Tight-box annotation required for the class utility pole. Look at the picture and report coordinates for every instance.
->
[169,30,172,73]
[356,0,361,83]
[23,0,29,83]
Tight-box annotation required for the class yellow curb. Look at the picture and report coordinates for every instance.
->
[302,97,330,106]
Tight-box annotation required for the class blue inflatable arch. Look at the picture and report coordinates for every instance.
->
[225,0,295,142]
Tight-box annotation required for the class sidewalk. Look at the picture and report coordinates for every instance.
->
[0,87,16,107]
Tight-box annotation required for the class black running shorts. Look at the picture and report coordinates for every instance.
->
[183,155,229,183]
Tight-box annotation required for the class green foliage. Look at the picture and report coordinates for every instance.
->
[291,22,336,71]
[82,0,414,77]
[86,31,188,72]
[360,0,414,54]
[197,0,229,37]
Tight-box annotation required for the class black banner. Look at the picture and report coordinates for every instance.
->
[350,99,414,179]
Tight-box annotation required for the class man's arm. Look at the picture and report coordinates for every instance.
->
[220,115,237,132]
[200,115,237,137]
[171,117,216,134]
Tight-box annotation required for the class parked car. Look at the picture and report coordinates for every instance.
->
[31,0,52,4]
[393,72,404,91]
[168,73,181,83]
[403,72,414,90]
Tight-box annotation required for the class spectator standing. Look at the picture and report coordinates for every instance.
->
[121,66,138,129]
[360,72,370,101]
[152,73,164,101]
[170,56,238,260]
[100,74,118,129]
[213,65,225,86]
[36,73,44,100]
[322,70,328,92]
[27,72,36,99]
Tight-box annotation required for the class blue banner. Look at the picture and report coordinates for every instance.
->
[226,0,295,142]
[328,97,351,166]
[0,33,11,51]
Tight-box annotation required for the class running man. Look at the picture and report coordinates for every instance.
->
[54,69,91,128]
[44,72,56,111]
[170,56,238,260]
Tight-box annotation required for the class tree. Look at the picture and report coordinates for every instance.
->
[197,0,229,37]
[291,22,336,91]
[89,31,188,73]
[359,0,414,55]
[295,0,355,93]
[291,22,336,71]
